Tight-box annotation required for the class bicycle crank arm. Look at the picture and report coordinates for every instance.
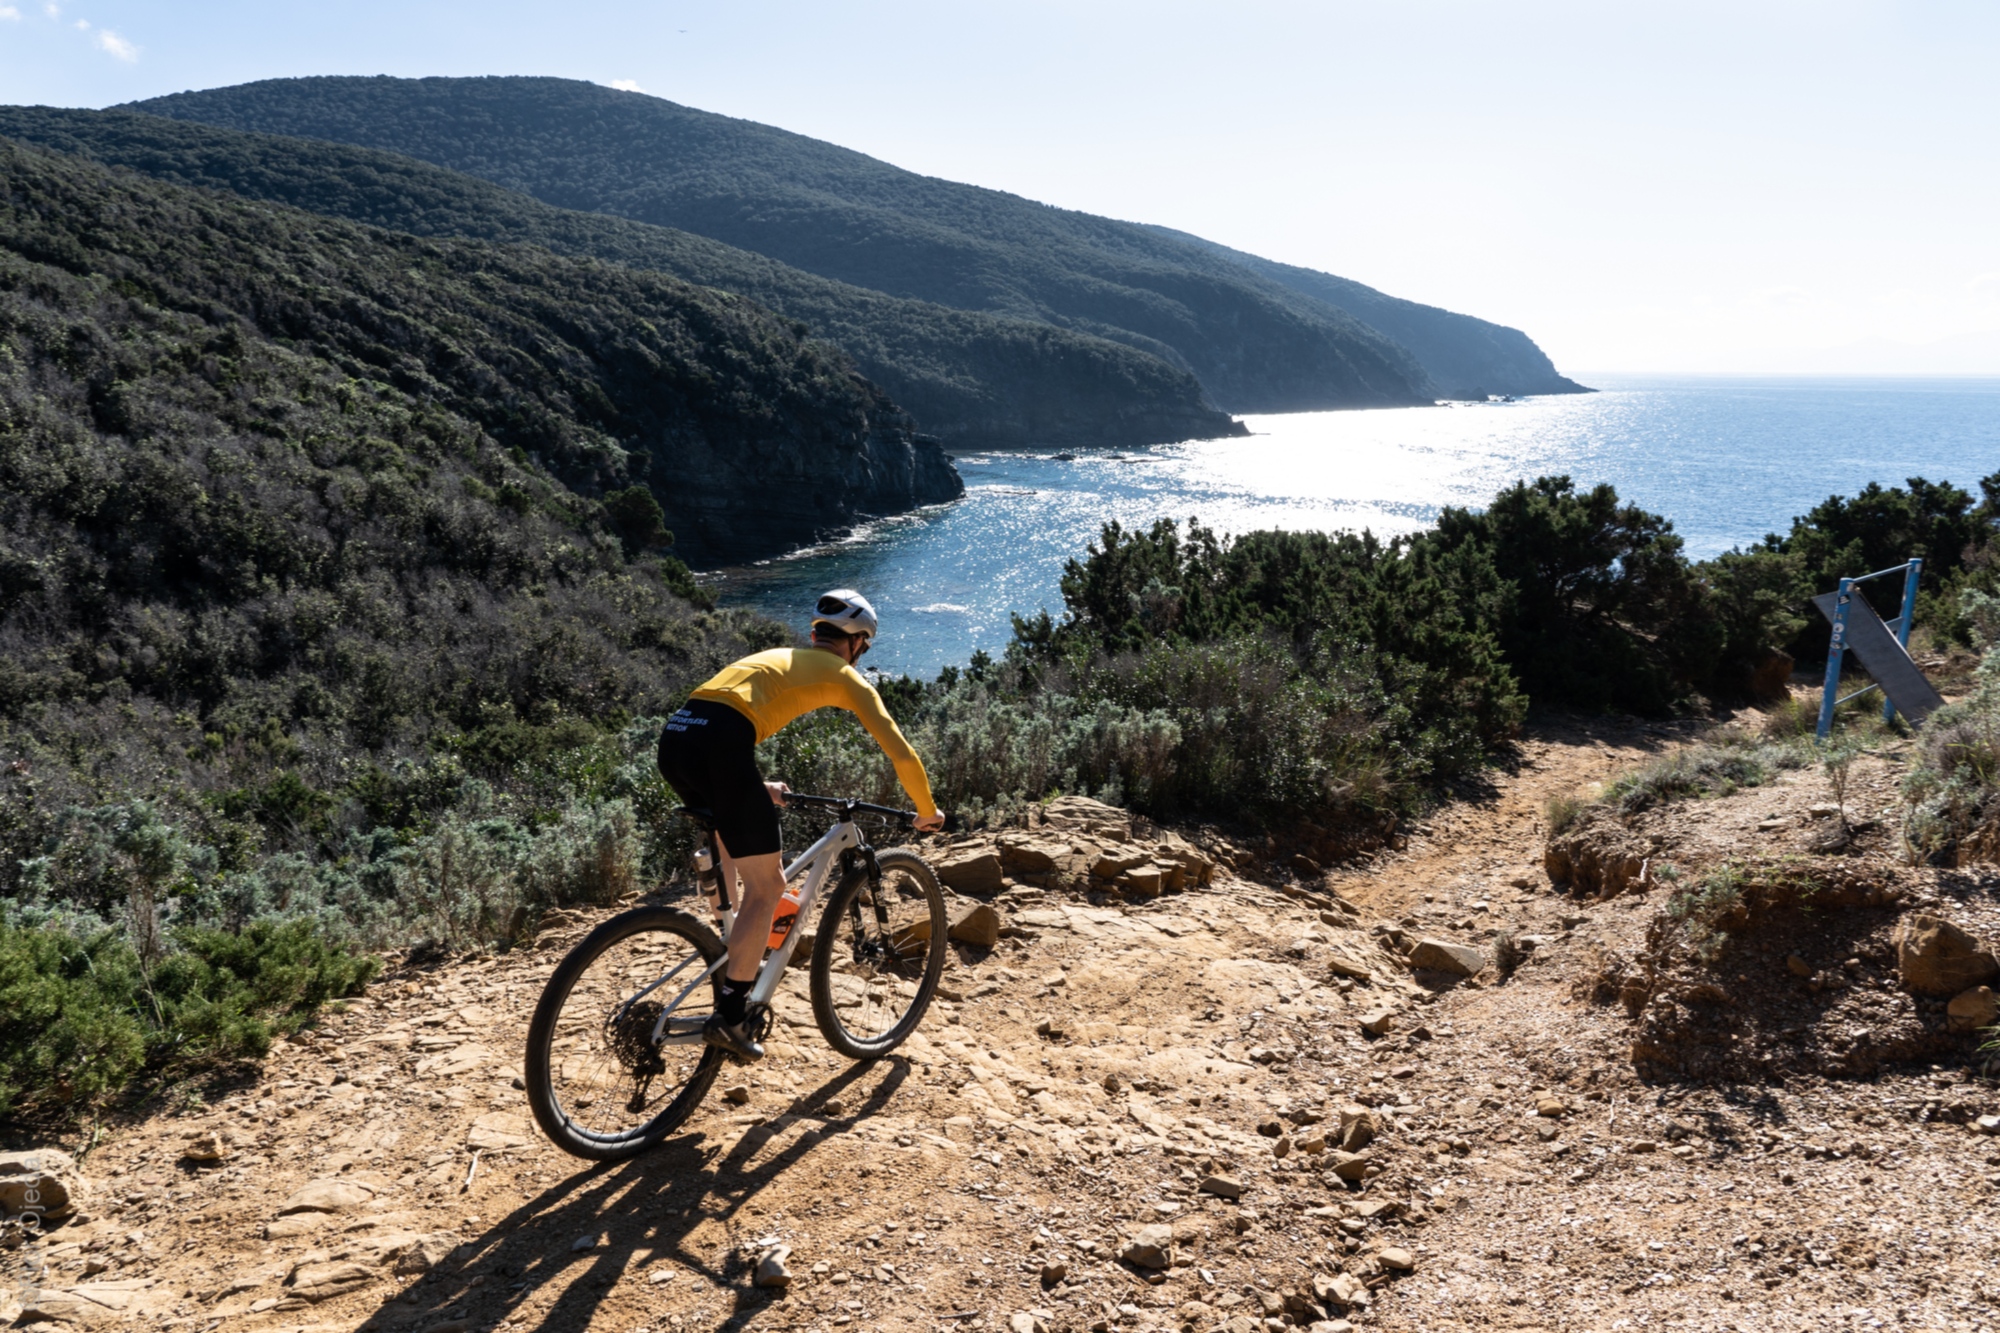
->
[655,1014,709,1046]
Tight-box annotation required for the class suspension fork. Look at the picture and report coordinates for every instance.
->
[842,839,892,944]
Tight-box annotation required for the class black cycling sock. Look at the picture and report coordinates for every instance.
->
[714,976,751,1025]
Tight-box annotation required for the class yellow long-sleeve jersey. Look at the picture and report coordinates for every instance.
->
[688,648,939,818]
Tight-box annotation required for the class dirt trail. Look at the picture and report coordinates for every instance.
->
[6,717,1999,1333]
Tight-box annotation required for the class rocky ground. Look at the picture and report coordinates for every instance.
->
[5,710,2000,1333]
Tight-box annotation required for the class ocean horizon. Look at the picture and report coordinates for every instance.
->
[704,374,2000,677]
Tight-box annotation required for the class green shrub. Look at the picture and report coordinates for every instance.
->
[0,926,148,1117]
[0,918,374,1121]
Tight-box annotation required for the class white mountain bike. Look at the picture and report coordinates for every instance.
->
[524,794,947,1161]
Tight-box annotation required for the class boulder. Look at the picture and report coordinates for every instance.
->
[1325,1271,1370,1307]
[936,848,1005,895]
[1948,985,2000,1033]
[1896,914,2000,997]
[344,1231,455,1276]
[947,903,1003,948]
[998,838,1069,874]
[1328,1150,1372,1182]
[1358,1009,1396,1037]
[1091,850,1152,880]
[1118,1223,1174,1270]
[754,1245,793,1289]
[1198,1173,1245,1200]
[181,1131,231,1164]
[1325,949,1373,982]
[1407,939,1486,977]
[1116,865,1165,898]
[1154,832,1215,886]
[0,1150,85,1222]
[1041,796,1132,843]
[1335,1105,1378,1151]
[1747,648,1796,702]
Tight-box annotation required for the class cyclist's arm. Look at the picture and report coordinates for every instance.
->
[838,673,940,819]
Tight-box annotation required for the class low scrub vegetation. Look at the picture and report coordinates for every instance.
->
[1903,594,2000,863]
[1601,732,1812,816]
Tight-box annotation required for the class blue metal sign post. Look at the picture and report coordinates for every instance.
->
[1815,556,1929,741]
[1815,578,1853,742]
[1883,557,1923,724]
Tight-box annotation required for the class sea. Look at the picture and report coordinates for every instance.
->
[699,375,2000,678]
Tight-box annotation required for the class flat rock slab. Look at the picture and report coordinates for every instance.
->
[467,1112,532,1150]
[277,1179,377,1215]
[18,1280,164,1326]
[416,1043,501,1078]
[287,1261,376,1303]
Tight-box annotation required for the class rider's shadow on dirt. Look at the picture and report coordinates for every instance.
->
[357,1056,913,1333]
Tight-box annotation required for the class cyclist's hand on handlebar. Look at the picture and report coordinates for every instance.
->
[913,812,946,832]
[765,780,792,807]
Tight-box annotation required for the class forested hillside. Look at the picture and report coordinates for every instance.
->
[0,134,959,567]
[0,108,1237,451]
[0,131,952,793]
[1145,225,1588,400]
[131,76,1513,413]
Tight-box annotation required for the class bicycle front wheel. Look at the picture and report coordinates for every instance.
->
[809,847,947,1059]
[524,905,726,1161]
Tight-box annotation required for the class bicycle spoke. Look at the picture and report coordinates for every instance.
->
[544,927,713,1140]
[824,857,939,1045]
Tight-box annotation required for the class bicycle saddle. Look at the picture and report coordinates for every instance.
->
[674,805,717,830]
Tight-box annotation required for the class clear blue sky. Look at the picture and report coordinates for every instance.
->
[5,0,1998,374]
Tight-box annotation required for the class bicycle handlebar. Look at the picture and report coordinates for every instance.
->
[782,792,919,825]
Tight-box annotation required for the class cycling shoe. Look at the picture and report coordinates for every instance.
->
[702,1012,766,1062]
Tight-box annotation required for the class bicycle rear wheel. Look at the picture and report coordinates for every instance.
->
[809,847,947,1059]
[524,905,725,1161]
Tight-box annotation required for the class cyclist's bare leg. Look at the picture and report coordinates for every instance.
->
[714,834,787,984]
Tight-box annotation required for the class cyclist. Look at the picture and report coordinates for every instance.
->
[657,589,944,1060]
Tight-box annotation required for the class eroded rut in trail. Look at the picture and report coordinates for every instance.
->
[7,716,1999,1333]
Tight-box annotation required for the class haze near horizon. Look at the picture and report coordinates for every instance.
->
[3,0,1996,376]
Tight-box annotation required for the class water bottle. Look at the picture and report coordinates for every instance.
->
[767,884,803,950]
[693,847,723,919]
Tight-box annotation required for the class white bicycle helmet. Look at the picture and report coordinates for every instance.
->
[811,589,879,642]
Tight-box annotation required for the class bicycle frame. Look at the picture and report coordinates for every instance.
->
[639,814,869,1046]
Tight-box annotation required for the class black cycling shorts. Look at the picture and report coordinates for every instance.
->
[656,700,781,858]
